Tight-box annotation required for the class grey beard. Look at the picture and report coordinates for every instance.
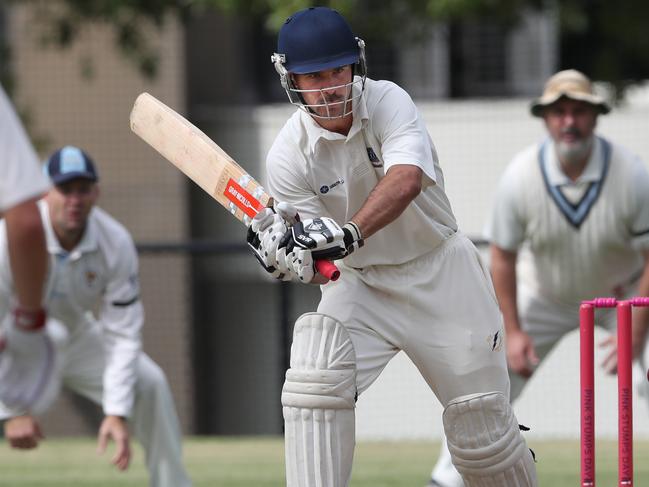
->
[556,135,594,166]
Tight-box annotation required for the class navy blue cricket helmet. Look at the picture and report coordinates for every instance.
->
[277,7,360,74]
[270,7,367,119]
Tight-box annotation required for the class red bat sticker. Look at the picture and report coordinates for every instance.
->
[224,178,264,218]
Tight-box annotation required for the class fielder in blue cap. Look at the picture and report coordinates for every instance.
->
[2,145,192,487]
[46,145,99,185]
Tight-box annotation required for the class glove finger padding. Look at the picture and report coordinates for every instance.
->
[275,201,300,226]
[274,247,294,282]
[291,248,315,283]
[250,207,276,233]
[247,207,294,280]
[276,246,315,283]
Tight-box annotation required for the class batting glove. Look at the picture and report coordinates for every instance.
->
[274,218,363,283]
[246,203,299,281]
[286,218,364,261]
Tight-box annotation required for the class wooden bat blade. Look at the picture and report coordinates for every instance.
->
[130,92,269,226]
[129,92,339,281]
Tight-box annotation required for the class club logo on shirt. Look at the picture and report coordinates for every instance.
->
[85,270,97,287]
[320,178,345,194]
[366,147,382,167]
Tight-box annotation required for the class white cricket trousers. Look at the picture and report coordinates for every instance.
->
[318,232,510,405]
[0,320,192,487]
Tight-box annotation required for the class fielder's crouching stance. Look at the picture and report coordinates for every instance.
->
[247,8,538,486]
[0,147,191,487]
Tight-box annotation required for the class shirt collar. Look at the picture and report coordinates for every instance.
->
[38,200,98,259]
[302,77,369,153]
[543,137,604,186]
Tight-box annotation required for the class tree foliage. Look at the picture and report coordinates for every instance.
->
[6,0,649,88]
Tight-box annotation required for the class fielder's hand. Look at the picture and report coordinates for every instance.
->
[97,415,131,471]
[4,415,44,449]
[0,308,60,414]
[506,328,539,378]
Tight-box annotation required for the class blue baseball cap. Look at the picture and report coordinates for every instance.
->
[45,146,99,185]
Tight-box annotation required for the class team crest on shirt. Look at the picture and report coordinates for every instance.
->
[366,147,382,167]
[487,328,504,352]
[85,270,98,287]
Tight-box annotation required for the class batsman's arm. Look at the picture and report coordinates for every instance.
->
[343,165,421,239]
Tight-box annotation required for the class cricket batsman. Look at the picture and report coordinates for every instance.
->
[247,7,538,487]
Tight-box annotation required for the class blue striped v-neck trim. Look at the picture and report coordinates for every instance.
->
[539,137,611,229]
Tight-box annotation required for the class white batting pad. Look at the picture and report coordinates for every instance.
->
[443,391,538,487]
[282,313,357,487]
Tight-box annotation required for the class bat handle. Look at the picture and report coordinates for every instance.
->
[315,260,340,281]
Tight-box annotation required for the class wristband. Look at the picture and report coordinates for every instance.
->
[13,307,47,331]
[342,221,364,253]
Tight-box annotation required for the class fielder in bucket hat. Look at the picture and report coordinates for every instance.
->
[530,69,611,117]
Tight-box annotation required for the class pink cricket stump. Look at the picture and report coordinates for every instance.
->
[580,302,596,487]
[580,297,649,487]
[617,301,633,487]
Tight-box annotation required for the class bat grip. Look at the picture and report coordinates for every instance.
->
[315,260,340,282]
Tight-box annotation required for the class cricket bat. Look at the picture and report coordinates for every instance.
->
[129,92,340,281]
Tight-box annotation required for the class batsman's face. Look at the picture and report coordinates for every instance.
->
[293,65,354,119]
[46,179,98,238]
[543,98,598,154]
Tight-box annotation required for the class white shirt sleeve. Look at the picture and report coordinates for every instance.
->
[629,156,649,250]
[369,82,438,185]
[484,158,527,251]
[0,85,50,212]
[99,234,143,418]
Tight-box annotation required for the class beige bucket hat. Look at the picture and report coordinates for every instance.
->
[530,69,611,117]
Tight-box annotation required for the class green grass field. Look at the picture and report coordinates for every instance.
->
[1,437,647,486]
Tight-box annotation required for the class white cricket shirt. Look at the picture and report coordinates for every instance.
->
[0,201,144,417]
[486,136,649,305]
[0,84,50,212]
[266,77,457,267]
